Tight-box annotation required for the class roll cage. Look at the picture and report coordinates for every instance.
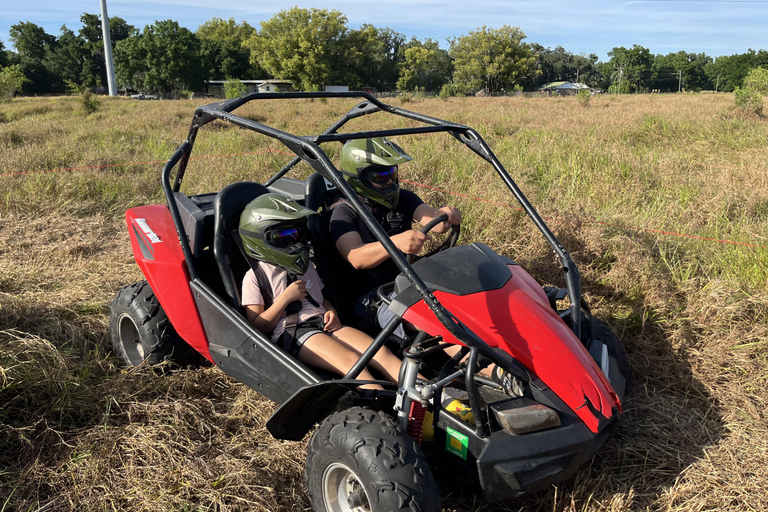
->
[161,90,585,398]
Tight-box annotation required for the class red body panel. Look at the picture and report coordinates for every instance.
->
[402,265,620,433]
[125,205,212,362]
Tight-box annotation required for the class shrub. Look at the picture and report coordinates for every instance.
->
[743,67,768,96]
[65,80,100,114]
[577,88,591,107]
[734,86,763,115]
[0,65,28,102]
[224,78,246,99]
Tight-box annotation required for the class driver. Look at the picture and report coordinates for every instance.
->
[330,137,462,333]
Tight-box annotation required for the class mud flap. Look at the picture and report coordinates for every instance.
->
[266,380,390,441]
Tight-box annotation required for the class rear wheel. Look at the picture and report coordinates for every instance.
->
[109,281,179,366]
[306,407,440,512]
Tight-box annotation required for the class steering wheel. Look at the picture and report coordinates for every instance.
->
[407,213,461,264]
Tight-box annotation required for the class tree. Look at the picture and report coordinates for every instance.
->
[0,65,28,101]
[705,49,768,92]
[244,7,350,91]
[396,38,452,92]
[651,51,712,92]
[114,20,202,93]
[197,17,260,80]
[449,26,539,94]
[0,40,9,68]
[607,45,652,92]
[8,22,62,93]
[77,13,135,87]
[533,45,599,87]
[338,25,407,91]
[9,22,55,61]
[47,26,88,87]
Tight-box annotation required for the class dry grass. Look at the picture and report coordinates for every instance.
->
[1,93,767,511]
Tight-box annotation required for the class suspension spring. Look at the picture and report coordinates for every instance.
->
[407,400,426,444]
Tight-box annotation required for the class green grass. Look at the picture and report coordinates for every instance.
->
[1,93,767,511]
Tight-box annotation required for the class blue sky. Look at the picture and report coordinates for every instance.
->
[1,0,766,61]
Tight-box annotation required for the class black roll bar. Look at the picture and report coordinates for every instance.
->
[160,91,582,358]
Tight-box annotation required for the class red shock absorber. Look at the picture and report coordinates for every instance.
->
[407,400,426,444]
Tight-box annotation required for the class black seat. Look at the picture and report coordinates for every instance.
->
[213,181,270,311]
[304,172,358,322]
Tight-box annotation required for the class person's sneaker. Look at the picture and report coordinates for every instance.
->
[491,366,524,396]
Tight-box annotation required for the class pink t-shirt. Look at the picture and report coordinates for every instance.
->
[241,262,326,342]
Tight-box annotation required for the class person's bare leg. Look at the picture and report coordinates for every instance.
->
[296,332,384,390]
[444,344,493,377]
[330,326,422,384]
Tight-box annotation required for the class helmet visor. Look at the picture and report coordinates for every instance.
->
[266,226,304,248]
[364,165,398,186]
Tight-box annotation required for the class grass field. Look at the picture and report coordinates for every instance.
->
[1,92,767,511]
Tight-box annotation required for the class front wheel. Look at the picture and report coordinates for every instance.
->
[306,407,440,512]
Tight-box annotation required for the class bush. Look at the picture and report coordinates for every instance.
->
[224,78,246,99]
[65,80,100,114]
[577,88,591,107]
[0,65,28,102]
[734,86,763,115]
[743,67,768,96]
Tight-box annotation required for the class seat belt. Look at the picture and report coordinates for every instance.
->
[279,274,304,352]
[254,264,321,352]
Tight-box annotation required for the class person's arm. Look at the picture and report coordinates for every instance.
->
[413,203,462,234]
[335,229,431,269]
[245,280,307,334]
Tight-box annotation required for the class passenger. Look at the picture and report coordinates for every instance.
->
[239,193,406,390]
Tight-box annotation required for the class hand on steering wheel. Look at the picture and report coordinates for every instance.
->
[407,213,461,264]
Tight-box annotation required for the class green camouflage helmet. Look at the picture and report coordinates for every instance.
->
[339,137,412,209]
[238,193,318,275]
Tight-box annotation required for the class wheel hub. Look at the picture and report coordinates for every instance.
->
[322,463,372,512]
[117,313,145,365]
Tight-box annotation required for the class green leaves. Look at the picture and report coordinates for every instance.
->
[0,65,29,102]
[114,20,202,93]
[244,7,349,91]
[397,38,452,92]
[449,26,539,94]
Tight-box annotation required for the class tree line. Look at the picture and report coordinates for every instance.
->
[2,7,767,97]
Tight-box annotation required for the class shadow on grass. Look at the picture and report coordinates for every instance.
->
[435,226,728,511]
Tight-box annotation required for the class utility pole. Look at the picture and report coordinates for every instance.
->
[678,70,682,93]
[715,75,720,92]
[617,67,623,94]
[100,0,117,96]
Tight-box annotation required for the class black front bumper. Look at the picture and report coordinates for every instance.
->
[435,407,616,502]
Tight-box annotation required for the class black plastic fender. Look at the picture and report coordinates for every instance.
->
[266,380,392,440]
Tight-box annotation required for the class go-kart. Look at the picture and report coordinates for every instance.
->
[110,91,630,511]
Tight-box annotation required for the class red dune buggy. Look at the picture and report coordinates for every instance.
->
[110,92,629,512]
